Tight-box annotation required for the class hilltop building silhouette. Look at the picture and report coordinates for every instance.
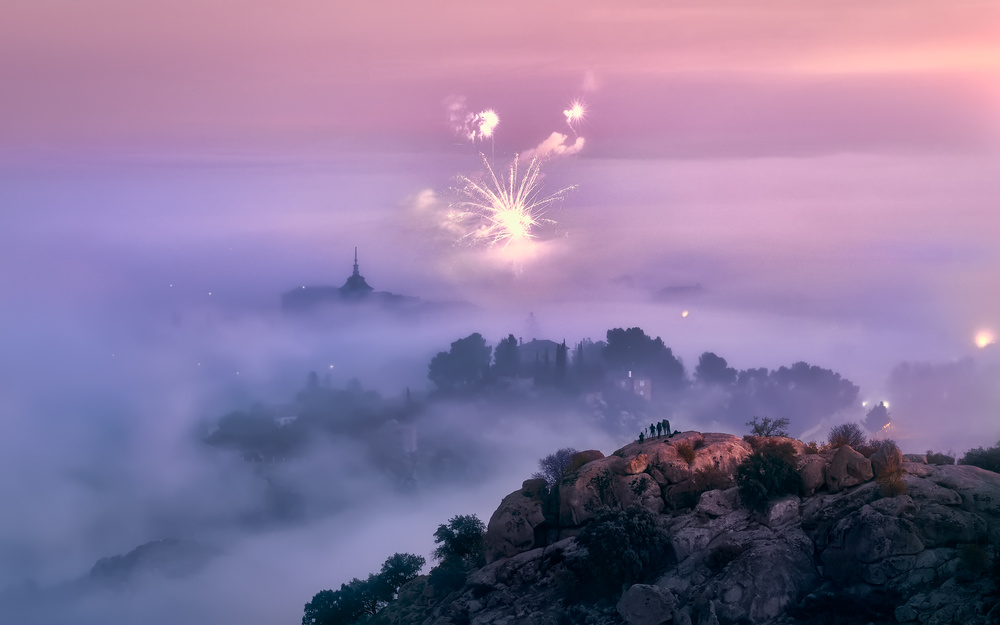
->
[340,247,374,298]
[281,248,470,316]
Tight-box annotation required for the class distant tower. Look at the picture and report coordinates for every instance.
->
[340,247,374,297]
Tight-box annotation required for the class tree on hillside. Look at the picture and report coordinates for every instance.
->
[603,327,685,389]
[433,515,486,567]
[725,362,858,429]
[428,333,492,390]
[493,334,520,378]
[302,552,424,625]
[695,352,737,386]
[531,448,579,487]
[863,401,891,432]
[428,514,486,593]
[746,416,790,437]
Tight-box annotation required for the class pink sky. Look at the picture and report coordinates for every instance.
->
[2,0,999,403]
[2,0,998,155]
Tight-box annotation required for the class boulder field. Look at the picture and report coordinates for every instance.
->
[375,432,1000,625]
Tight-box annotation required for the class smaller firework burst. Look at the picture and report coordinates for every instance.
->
[563,99,586,134]
[453,153,575,248]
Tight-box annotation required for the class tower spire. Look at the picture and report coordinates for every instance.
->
[353,247,359,276]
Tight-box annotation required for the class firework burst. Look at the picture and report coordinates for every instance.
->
[454,153,575,248]
[563,99,586,134]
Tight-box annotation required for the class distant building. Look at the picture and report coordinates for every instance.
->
[280,247,474,316]
[339,247,374,298]
[614,370,652,401]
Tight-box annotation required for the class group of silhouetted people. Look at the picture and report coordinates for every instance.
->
[638,419,675,443]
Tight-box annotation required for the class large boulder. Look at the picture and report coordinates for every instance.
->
[912,503,987,547]
[611,452,650,475]
[827,504,924,563]
[688,433,753,476]
[485,479,548,562]
[617,583,677,625]
[568,449,605,472]
[613,472,665,516]
[711,534,818,624]
[825,445,874,493]
[871,443,904,478]
[797,455,828,495]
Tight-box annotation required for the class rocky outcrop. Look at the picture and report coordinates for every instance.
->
[825,445,873,492]
[871,442,903,478]
[617,584,676,625]
[397,433,1000,625]
[485,479,549,563]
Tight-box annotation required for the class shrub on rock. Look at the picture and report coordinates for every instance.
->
[568,506,671,603]
[960,440,1000,473]
[735,441,800,512]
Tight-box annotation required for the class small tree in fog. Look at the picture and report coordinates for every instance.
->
[828,422,866,449]
[863,401,891,432]
[532,447,579,487]
[493,334,521,378]
[746,416,790,437]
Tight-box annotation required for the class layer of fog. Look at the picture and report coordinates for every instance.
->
[2,152,998,623]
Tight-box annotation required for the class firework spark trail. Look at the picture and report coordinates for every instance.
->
[446,96,501,142]
[454,153,575,248]
[563,99,586,135]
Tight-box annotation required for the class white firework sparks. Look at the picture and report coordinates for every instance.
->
[454,153,574,248]
[477,109,500,139]
[563,99,586,133]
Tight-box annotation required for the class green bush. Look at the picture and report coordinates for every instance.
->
[735,441,799,512]
[960,440,1000,473]
[427,514,485,595]
[568,506,671,603]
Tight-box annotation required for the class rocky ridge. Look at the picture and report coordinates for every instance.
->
[376,432,1000,625]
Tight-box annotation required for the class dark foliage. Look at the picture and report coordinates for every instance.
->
[302,552,424,625]
[568,506,671,603]
[427,514,486,595]
[725,362,859,431]
[828,422,866,449]
[428,333,492,391]
[735,441,799,512]
[432,515,486,568]
[788,589,903,625]
[427,558,469,595]
[926,450,955,465]
[960,440,1000,474]
[863,401,891,431]
[492,334,521,378]
[602,327,685,390]
[374,553,426,601]
[694,352,737,386]
[531,448,579,487]
[746,416,790,437]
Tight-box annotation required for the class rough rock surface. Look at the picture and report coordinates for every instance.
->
[379,433,1000,625]
[870,443,903,478]
[617,584,676,625]
[825,445,874,492]
[485,479,549,563]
